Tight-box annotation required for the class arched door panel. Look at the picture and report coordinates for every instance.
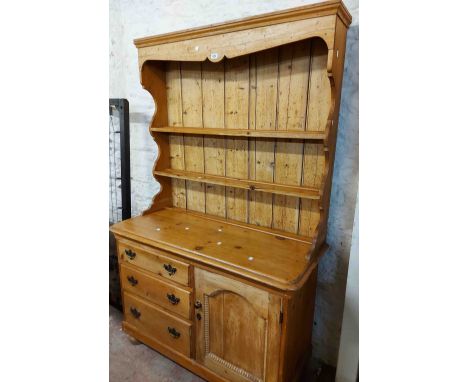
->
[195,269,282,382]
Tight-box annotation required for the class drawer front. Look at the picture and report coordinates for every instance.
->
[120,263,191,319]
[124,292,191,357]
[118,240,190,286]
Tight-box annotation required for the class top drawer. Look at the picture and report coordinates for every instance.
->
[117,239,190,286]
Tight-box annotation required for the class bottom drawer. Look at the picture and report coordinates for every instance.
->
[123,291,191,357]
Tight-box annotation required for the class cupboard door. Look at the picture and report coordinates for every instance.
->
[195,269,282,382]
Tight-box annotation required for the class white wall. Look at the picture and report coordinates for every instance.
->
[109,0,359,366]
[336,194,359,381]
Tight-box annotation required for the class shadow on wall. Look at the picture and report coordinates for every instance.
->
[312,23,359,367]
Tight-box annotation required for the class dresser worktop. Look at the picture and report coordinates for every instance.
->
[110,208,323,291]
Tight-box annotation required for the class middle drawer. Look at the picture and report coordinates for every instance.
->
[120,263,191,319]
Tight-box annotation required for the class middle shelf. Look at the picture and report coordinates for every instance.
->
[150,126,327,140]
[154,168,321,200]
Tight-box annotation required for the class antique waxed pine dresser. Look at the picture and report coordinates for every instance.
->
[110,1,351,381]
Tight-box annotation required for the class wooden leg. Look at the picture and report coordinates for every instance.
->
[126,333,142,345]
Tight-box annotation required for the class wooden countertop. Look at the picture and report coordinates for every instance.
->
[110,208,325,291]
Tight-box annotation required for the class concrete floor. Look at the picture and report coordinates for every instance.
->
[109,306,335,382]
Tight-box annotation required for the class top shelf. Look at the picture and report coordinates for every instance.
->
[151,126,326,140]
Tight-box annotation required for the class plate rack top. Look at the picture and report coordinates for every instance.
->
[115,0,352,286]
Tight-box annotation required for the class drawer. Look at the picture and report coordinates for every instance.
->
[123,292,191,357]
[117,239,190,286]
[120,263,191,319]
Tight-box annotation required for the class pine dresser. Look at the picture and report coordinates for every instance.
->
[110,1,351,381]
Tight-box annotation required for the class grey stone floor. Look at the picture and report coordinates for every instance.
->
[109,306,334,382]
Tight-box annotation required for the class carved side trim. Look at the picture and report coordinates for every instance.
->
[314,16,348,246]
[204,294,210,354]
[313,46,337,242]
[138,61,173,215]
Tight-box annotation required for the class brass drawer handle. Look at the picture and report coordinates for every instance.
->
[167,327,180,339]
[163,263,177,276]
[127,275,138,286]
[130,307,141,319]
[194,300,202,309]
[125,249,136,260]
[166,293,180,305]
